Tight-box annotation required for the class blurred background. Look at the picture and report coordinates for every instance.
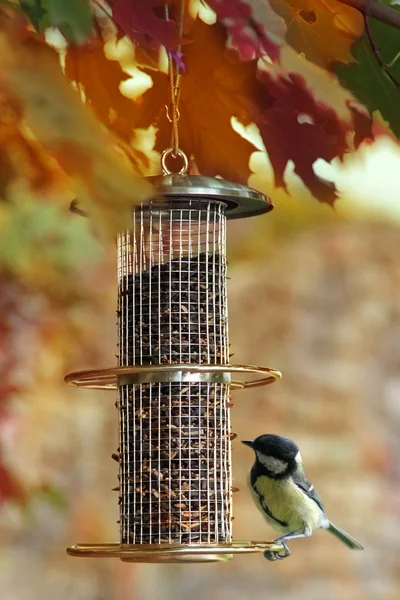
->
[1,146,400,599]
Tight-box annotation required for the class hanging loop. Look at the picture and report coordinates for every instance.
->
[161,147,189,175]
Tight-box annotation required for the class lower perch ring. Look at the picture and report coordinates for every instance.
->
[67,541,285,563]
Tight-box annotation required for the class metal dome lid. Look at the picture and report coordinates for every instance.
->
[147,174,273,220]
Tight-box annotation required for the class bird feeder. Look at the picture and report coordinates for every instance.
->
[65,173,283,563]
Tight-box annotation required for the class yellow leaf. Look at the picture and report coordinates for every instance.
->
[270,0,364,68]
[0,9,154,238]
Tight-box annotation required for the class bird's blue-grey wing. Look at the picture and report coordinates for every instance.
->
[292,470,325,513]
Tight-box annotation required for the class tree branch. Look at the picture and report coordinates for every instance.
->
[364,15,400,88]
[338,0,400,30]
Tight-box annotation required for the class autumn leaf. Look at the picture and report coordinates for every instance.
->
[1,2,379,207]
[65,39,140,144]
[20,0,50,32]
[256,70,370,203]
[136,20,263,183]
[64,38,154,172]
[0,9,154,238]
[47,0,94,44]
[61,14,373,202]
[19,0,94,43]
[269,0,364,69]
[108,0,181,51]
[135,20,372,201]
[336,1,400,138]
[206,0,284,61]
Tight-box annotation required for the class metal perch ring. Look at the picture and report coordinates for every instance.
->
[64,364,282,391]
[67,540,285,563]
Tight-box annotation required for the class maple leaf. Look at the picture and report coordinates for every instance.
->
[5,5,375,205]
[64,38,154,173]
[108,0,180,51]
[136,20,263,183]
[269,0,364,69]
[65,39,140,143]
[206,0,283,61]
[20,0,49,32]
[256,70,365,203]
[0,8,154,238]
[135,19,372,201]
[20,0,94,44]
[336,1,400,138]
[47,0,94,44]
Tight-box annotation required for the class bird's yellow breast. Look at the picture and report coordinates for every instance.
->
[249,475,322,534]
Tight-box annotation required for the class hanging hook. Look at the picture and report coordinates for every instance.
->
[165,104,181,123]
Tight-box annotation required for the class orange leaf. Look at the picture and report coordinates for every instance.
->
[64,39,154,173]
[269,0,364,68]
[137,20,263,183]
[0,93,59,197]
[65,39,140,144]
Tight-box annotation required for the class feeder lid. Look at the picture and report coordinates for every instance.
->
[147,175,273,220]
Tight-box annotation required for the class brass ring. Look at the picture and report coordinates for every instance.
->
[64,364,282,391]
[161,148,189,175]
[67,540,284,563]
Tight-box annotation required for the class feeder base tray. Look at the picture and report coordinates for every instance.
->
[67,541,284,563]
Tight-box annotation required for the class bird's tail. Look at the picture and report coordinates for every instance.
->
[327,522,364,550]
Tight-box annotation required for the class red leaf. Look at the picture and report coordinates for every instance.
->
[207,0,282,61]
[0,462,22,503]
[348,100,376,148]
[257,71,373,203]
[109,0,180,51]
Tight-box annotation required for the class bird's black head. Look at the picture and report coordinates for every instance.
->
[242,434,300,479]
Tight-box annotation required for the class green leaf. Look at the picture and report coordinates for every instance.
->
[336,1,400,138]
[20,0,50,31]
[47,0,93,44]
[18,0,93,42]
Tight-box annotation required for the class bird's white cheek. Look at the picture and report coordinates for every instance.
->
[256,452,287,474]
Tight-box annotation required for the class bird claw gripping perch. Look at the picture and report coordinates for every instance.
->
[264,540,291,561]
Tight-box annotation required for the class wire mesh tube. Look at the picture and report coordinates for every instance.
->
[117,200,232,544]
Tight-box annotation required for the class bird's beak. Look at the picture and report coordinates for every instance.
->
[241,440,254,448]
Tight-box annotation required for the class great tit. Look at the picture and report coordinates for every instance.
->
[242,434,364,561]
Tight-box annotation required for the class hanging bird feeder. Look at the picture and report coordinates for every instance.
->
[65,0,283,561]
[65,160,284,563]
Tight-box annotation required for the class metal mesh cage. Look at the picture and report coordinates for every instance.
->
[117,200,232,544]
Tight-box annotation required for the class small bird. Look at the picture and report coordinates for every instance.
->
[242,434,364,561]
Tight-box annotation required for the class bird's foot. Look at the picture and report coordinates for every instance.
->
[263,539,291,561]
